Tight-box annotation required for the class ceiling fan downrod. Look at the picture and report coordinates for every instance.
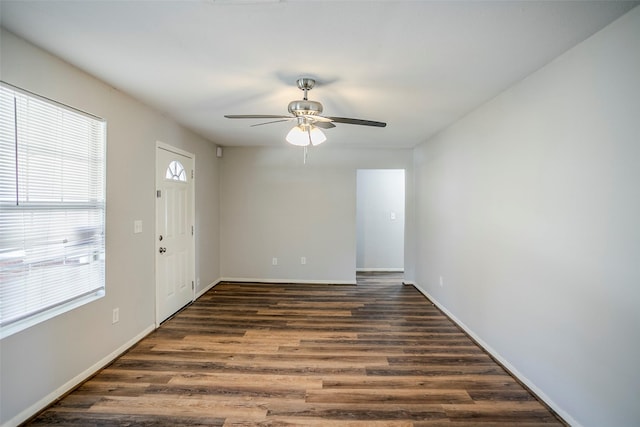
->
[288,78,323,117]
[296,77,315,100]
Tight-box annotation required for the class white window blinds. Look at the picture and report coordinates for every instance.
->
[0,82,106,338]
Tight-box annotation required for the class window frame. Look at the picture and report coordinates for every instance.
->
[0,82,107,339]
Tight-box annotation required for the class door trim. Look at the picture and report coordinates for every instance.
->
[155,141,196,327]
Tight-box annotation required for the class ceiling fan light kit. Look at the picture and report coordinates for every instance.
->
[224,77,386,148]
[286,124,326,146]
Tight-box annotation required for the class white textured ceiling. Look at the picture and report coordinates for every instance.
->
[1,1,637,148]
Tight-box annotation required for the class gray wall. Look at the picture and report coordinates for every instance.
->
[219,147,413,283]
[413,8,640,427]
[356,169,405,271]
[0,30,221,426]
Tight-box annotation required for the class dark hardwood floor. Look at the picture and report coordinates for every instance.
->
[27,272,565,426]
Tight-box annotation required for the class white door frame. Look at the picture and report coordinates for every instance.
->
[155,141,196,327]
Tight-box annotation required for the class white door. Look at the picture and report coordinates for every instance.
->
[156,144,195,324]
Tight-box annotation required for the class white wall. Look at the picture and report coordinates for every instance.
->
[220,147,413,283]
[0,30,220,426]
[356,169,405,271]
[413,7,640,427]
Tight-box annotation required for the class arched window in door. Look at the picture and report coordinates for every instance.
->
[165,160,187,182]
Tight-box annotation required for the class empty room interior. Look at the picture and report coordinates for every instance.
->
[1,1,639,426]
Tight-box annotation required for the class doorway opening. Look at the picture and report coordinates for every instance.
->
[356,169,405,282]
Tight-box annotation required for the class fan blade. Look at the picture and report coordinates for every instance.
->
[307,115,333,123]
[224,114,291,119]
[300,115,335,128]
[250,119,293,127]
[326,116,387,127]
[313,121,336,129]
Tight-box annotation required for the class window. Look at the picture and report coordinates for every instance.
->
[0,82,106,338]
[166,160,187,182]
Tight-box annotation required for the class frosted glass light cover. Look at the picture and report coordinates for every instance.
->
[286,126,326,146]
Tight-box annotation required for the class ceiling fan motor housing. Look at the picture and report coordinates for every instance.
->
[288,99,323,116]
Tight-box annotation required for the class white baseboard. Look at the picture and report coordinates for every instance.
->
[218,277,357,285]
[2,323,156,427]
[356,268,404,272]
[195,278,223,299]
[411,282,578,427]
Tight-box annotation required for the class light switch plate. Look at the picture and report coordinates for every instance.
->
[134,220,143,234]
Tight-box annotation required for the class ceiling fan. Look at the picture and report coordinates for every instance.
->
[224,78,386,147]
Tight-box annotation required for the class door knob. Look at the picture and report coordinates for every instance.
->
[159,247,166,254]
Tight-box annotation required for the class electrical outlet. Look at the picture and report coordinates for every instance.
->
[112,308,119,324]
[272,257,278,266]
[439,276,444,287]
[301,256,306,265]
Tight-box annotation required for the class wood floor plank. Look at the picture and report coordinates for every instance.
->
[264,402,449,421]
[25,273,565,426]
[168,372,324,390]
[443,401,562,423]
[321,374,520,390]
[86,395,270,419]
[29,411,226,426]
[305,388,474,404]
